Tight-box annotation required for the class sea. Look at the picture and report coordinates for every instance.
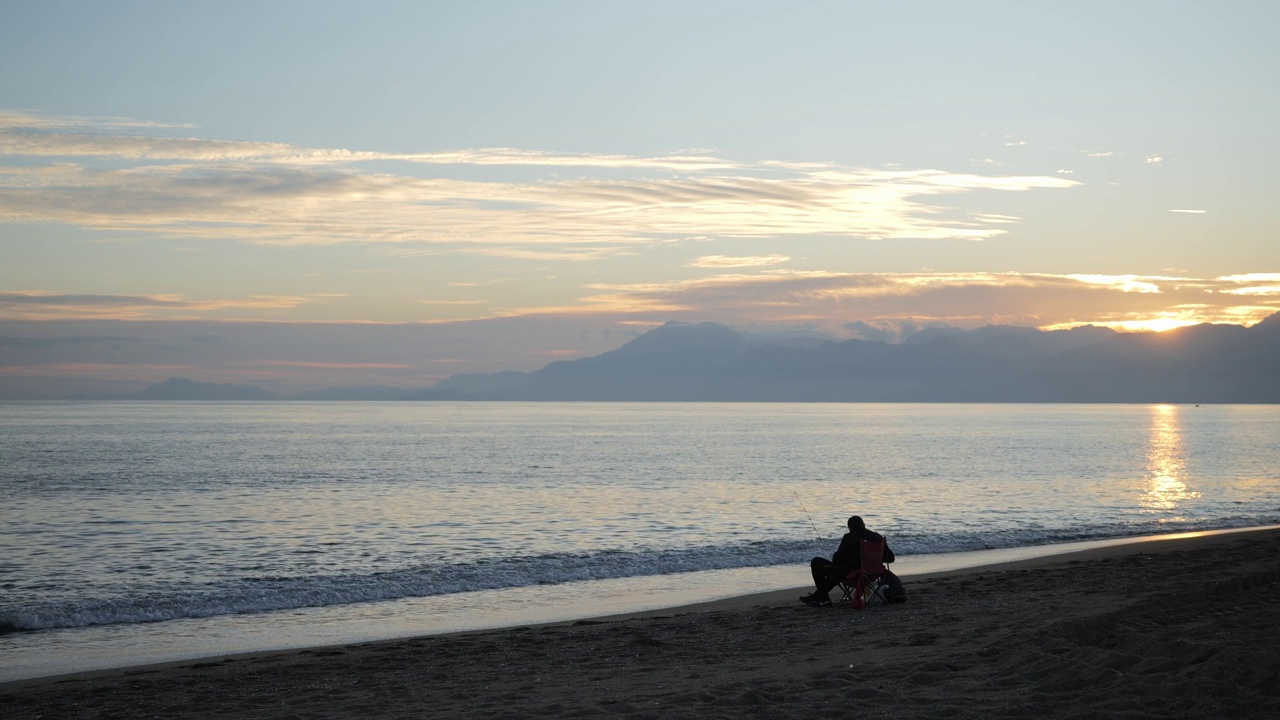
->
[2,401,1278,681]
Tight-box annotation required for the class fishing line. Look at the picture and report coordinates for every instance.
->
[793,491,821,540]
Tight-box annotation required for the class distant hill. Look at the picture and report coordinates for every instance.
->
[424,315,1280,403]
[135,377,275,400]
[126,314,1280,403]
[904,322,1117,356]
[432,370,531,395]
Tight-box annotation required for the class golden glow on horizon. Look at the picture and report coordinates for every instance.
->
[1040,303,1280,333]
[1116,318,1204,333]
[1043,318,1199,333]
[1141,405,1199,519]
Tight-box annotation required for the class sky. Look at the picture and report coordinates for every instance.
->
[1,1,1278,396]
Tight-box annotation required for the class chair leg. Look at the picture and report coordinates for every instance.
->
[867,578,890,605]
[836,572,863,607]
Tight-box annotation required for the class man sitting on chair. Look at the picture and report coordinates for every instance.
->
[800,515,894,607]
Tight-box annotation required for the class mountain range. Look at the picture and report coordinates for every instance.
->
[122,313,1280,403]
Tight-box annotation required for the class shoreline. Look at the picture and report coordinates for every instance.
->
[3,525,1275,688]
[5,526,1280,717]
[523,524,1280,626]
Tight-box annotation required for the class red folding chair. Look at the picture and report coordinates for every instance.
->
[836,539,890,609]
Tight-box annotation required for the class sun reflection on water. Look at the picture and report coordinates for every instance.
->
[1141,404,1200,519]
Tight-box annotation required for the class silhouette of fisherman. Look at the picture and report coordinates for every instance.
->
[800,515,893,607]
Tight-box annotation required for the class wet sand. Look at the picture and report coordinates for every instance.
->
[4,528,1279,718]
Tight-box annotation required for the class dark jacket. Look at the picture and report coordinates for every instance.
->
[831,528,895,567]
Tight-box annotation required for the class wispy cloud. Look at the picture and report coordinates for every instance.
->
[1215,273,1280,297]
[0,334,144,348]
[0,291,326,320]
[0,111,197,132]
[0,362,197,377]
[688,255,791,268]
[1063,274,1173,293]
[972,213,1020,224]
[447,278,512,287]
[234,360,416,369]
[0,292,192,308]
[1219,273,1280,283]
[0,110,1079,255]
[1218,286,1280,296]
[0,111,733,169]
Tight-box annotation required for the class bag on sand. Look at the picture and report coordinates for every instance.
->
[882,570,907,604]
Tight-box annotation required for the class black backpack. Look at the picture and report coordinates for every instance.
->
[882,570,908,603]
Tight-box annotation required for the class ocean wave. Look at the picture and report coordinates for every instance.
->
[3,515,1277,633]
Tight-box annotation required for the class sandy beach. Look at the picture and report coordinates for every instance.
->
[4,528,1279,719]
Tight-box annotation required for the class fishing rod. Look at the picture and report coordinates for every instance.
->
[794,491,821,540]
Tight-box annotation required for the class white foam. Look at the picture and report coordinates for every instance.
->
[5,516,1276,633]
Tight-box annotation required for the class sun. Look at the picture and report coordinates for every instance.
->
[1119,317,1204,333]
